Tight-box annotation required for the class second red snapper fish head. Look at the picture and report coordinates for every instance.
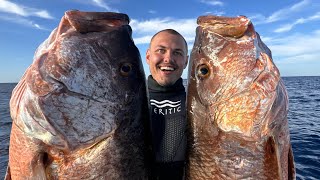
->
[188,15,277,108]
[186,15,295,179]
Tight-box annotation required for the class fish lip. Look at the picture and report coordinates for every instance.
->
[197,15,251,27]
[197,15,251,38]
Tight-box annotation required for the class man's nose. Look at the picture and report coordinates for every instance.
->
[163,51,173,63]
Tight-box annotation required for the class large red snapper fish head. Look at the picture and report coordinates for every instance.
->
[9,10,147,151]
[186,15,295,180]
[188,16,280,136]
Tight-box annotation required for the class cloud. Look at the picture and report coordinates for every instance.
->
[266,0,310,23]
[203,11,225,16]
[274,12,320,33]
[199,0,224,6]
[250,0,310,24]
[0,0,53,30]
[264,30,320,64]
[90,0,117,12]
[0,15,50,30]
[133,35,153,45]
[34,10,53,19]
[0,0,54,19]
[130,17,197,47]
[148,10,157,14]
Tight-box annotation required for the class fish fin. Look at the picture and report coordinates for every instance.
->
[264,136,281,179]
[264,52,280,78]
[288,146,296,180]
[4,165,11,180]
[8,123,48,179]
[9,72,28,122]
[255,52,280,93]
[32,158,47,180]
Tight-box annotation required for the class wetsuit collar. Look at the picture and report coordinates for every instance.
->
[147,75,185,93]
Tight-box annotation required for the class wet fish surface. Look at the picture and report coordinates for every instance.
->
[6,10,150,180]
[186,15,295,180]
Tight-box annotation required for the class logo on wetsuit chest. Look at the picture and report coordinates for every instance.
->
[150,99,181,115]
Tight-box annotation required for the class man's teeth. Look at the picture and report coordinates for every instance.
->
[160,67,174,71]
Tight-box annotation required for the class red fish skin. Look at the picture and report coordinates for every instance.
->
[6,10,150,180]
[186,15,295,180]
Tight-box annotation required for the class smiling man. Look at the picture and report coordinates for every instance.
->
[146,29,188,180]
[146,29,188,86]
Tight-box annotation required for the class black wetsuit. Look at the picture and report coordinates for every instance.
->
[147,75,187,180]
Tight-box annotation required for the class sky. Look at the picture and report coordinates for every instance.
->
[0,0,320,83]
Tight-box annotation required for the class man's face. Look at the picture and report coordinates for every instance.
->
[146,32,188,86]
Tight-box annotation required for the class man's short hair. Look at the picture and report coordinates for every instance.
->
[150,29,188,53]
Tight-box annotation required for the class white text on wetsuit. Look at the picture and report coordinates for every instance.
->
[150,99,181,115]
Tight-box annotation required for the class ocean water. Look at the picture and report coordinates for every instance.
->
[0,83,15,179]
[1,76,319,179]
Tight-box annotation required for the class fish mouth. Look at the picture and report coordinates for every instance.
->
[197,15,251,38]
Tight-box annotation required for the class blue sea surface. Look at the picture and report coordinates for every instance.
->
[1,76,319,179]
[282,76,320,180]
[0,83,15,179]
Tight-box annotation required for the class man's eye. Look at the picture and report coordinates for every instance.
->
[156,49,165,53]
[173,51,183,56]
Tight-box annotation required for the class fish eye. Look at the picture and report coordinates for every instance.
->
[197,64,210,79]
[120,63,132,76]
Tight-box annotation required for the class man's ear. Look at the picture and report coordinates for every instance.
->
[146,49,151,65]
